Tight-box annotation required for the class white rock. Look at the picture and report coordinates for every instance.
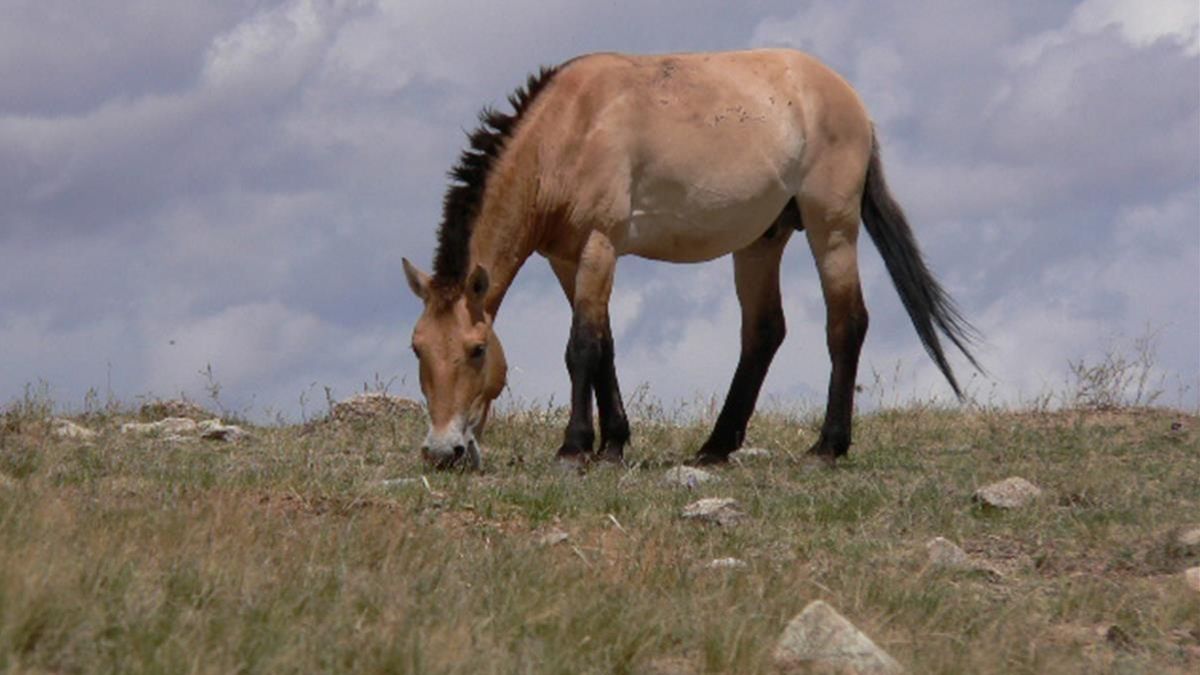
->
[378,478,422,489]
[52,418,98,440]
[973,476,1043,509]
[663,466,719,488]
[1175,527,1200,551]
[926,537,971,569]
[198,419,246,441]
[772,600,904,674]
[1186,567,1200,593]
[681,497,746,526]
[121,417,198,436]
[537,528,570,547]
[705,557,748,570]
[731,447,772,463]
[926,537,1003,580]
[157,417,199,434]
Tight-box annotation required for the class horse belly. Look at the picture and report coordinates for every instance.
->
[619,178,792,263]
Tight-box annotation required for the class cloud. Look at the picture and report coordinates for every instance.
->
[1,1,1196,420]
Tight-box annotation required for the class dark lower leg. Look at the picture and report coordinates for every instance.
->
[593,324,630,462]
[557,314,597,459]
[810,293,868,458]
[695,309,785,463]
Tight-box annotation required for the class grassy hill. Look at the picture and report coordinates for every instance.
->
[1,395,1197,673]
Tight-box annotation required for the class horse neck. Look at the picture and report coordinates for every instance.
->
[468,168,539,318]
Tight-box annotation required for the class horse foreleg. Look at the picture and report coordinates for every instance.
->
[694,221,793,465]
[555,233,629,463]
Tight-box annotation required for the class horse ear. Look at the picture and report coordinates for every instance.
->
[466,265,489,302]
[402,258,430,301]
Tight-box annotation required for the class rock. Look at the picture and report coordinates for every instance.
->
[772,600,904,674]
[705,557,748,570]
[1175,527,1200,554]
[198,419,246,441]
[52,418,98,441]
[663,466,719,488]
[1186,567,1200,593]
[138,398,212,422]
[731,447,771,463]
[681,497,746,526]
[378,478,422,489]
[926,538,1004,580]
[331,393,422,424]
[973,476,1043,509]
[537,528,570,547]
[926,537,971,569]
[121,417,198,436]
[642,656,698,675]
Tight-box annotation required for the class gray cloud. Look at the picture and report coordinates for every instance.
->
[1,0,1196,419]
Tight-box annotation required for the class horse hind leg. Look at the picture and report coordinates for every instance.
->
[693,204,796,465]
[800,191,869,459]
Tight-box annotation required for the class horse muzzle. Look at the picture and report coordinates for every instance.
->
[420,428,481,470]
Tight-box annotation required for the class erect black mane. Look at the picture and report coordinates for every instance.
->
[431,65,560,287]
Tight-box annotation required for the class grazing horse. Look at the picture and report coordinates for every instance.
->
[402,49,979,469]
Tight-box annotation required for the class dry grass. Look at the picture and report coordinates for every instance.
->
[1,395,1198,673]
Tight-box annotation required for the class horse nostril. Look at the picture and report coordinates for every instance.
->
[453,445,466,459]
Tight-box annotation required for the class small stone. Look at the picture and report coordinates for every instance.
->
[537,528,570,547]
[378,478,421,489]
[1186,567,1200,593]
[681,497,746,526]
[1175,527,1200,552]
[157,417,199,434]
[198,419,246,441]
[663,466,719,488]
[0,473,16,490]
[926,537,971,569]
[121,417,198,436]
[52,418,98,441]
[705,557,748,570]
[973,476,1043,509]
[731,447,771,463]
[925,538,1003,580]
[772,600,904,674]
[642,656,698,675]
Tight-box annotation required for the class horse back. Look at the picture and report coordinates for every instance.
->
[514,49,872,262]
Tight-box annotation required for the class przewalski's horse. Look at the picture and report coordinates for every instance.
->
[402,49,980,469]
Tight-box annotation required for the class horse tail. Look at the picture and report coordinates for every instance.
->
[859,132,983,399]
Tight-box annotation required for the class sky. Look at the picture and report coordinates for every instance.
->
[1,0,1197,421]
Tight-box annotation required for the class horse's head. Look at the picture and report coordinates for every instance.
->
[403,258,507,470]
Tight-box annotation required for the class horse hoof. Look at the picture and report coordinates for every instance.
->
[555,450,590,474]
[595,447,625,466]
[803,444,842,469]
[689,451,730,467]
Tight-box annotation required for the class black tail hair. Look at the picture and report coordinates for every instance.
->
[860,133,983,398]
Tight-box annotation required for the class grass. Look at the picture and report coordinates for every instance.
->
[1,396,1198,674]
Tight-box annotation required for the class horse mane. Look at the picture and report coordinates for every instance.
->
[432,65,561,288]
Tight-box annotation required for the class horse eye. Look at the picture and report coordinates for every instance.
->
[469,343,487,360]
